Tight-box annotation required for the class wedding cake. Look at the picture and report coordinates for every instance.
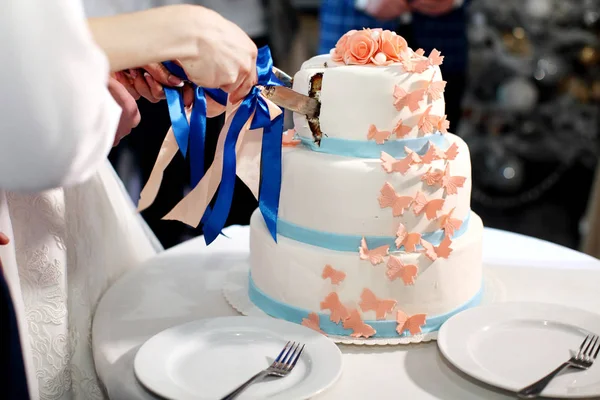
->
[249,29,483,338]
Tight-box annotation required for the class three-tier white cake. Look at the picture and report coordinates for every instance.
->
[249,29,483,339]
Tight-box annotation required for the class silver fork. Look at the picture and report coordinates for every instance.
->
[219,341,305,400]
[517,334,600,398]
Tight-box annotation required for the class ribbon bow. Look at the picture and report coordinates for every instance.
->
[138,46,284,245]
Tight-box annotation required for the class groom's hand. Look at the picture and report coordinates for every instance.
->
[108,76,141,146]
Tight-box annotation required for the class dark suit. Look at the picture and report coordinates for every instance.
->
[1,271,30,399]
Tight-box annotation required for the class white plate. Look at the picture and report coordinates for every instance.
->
[134,316,342,400]
[438,302,600,398]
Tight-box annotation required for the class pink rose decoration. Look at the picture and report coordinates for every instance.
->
[331,30,356,63]
[379,31,408,62]
[345,30,378,65]
[331,29,412,66]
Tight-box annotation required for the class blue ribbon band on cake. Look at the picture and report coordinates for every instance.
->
[276,212,470,252]
[249,274,483,338]
[298,132,448,159]
[161,47,284,245]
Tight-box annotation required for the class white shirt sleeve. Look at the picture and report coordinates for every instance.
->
[0,0,121,192]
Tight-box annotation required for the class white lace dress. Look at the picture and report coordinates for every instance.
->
[4,161,161,400]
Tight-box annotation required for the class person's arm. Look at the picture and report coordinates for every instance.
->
[0,0,121,192]
[89,5,259,104]
[87,5,200,73]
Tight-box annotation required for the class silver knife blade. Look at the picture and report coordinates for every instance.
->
[261,85,320,118]
[272,67,293,88]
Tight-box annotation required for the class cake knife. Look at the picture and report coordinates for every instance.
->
[260,67,320,118]
[260,85,320,118]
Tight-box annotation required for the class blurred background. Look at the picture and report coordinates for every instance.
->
[87,0,600,256]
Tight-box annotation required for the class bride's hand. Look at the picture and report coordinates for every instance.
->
[178,7,258,104]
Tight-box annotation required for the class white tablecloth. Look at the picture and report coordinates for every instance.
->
[93,227,600,399]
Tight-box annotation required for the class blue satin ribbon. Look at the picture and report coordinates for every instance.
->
[162,47,284,245]
[299,132,448,159]
[249,274,483,338]
[277,212,470,252]
[162,61,225,225]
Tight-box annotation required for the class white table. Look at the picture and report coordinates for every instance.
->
[93,226,600,400]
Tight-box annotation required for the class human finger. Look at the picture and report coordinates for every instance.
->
[0,232,9,246]
[130,69,158,103]
[114,71,141,100]
[143,72,165,100]
[183,85,195,108]
[143,63,184,87]
[228,70,257,104]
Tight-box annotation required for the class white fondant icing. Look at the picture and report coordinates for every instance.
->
[292,54,446,141]
[249,43,482,336]
[250,210,483,319]
[278,133,471,237]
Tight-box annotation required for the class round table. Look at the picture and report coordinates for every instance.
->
[93,226,600,400]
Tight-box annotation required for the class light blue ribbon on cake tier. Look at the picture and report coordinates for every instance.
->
[298,132,448,159]
[276,212,470,253]
[249,274,483,338]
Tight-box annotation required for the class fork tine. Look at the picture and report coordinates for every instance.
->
[278,341,297,367]
[584,335,596,358]
[282,342,299,366]
[274,341,290,364]
[594,336,600,360]
[588,335,600,359]
[578,335,591,358]
[287,344,305,371]
[281,342,301,369]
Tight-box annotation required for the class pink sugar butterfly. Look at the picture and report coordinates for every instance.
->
[282,128,300,147]
[301,312,325,334]
[322,264,346,285]
[420,236,453,261]
[421,167,444,186]
[380,151,414,175]
[359,288,397,320]
[393,85,425,112]
[444,142,459,160]
[320,292,350,324]
[393,119,412,138]
[413,191,444,220]
[418,106,438,134]
[441,163,466,195]
[396,309,427,335]
[395,222,422,252]
[404,147,422,164]
[439,207,463,238]
[420,142,445,164]
[435,114,450,134]
[403,58,430,73]
[378,182,414,216]
[359,237,390,265]
[414,48,425,57]
[367,124,391,144]
[426,79,447,102]
[343,309,376,338]
[386,255,419,285]
[428,49,444,66]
